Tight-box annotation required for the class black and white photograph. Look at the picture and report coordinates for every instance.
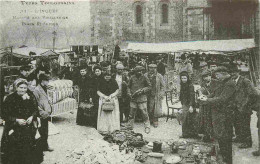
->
[0,0,260,163]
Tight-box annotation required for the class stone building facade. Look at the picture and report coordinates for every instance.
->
[90,0,255,45]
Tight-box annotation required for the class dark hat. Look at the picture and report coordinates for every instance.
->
[213,66,228,74]
[20,65,31,71]
[179,71,189,77]
[93,65,102,71]
[180,54,186,60]
[228,63,239,72]
[78,65,87,71]
[39,73,51,82]
[134,65,144,72]
[148,64,157,68]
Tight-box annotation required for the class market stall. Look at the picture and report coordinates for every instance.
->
[127,38,257,85]
[127,39,257,118]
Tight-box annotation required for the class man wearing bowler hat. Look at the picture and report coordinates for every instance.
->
[200,66,235,164]
[127,66,151,133]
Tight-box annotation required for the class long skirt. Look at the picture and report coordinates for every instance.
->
[181,104,198,137]
[97,97,120,134]
[1,125,41,164]
[198,104,213,136]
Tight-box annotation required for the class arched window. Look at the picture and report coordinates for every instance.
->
[136,5,143,25]
[162,4,168,24]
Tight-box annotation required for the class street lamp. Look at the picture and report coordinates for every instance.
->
[52,31,57,51]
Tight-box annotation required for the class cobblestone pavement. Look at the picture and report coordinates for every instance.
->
[0,110,259,164]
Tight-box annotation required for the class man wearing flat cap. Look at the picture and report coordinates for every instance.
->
[127,65,151,133]
[144,64,165,127]
[200,66,235,164]
[229,63,258,149]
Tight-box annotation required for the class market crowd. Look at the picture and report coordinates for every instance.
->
[0,50,260,164]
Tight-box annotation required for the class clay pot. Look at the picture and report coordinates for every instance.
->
[153,141,162,153]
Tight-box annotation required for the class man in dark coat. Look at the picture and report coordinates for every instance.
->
[19,65,32,81]
[252,89,260,156]
[156,57,166,76]
[229,64,258,148]
[114,44,121,61]
[200,66,236,164]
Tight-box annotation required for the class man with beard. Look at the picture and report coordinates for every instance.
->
[33,74,54,152]
[127,66,151,133]
[229,64,258,149]
[144,64,165,128]
[200,66,235,164]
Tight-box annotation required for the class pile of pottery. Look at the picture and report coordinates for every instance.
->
[65,138,136,164]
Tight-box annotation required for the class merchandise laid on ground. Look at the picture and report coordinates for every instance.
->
[95,127,218,164]
[47,80,77,121]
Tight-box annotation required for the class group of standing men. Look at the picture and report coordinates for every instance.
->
[177,53,260,164]
[198,64,259,164]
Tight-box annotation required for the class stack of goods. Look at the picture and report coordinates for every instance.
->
[103,130,148,148]
[47,80,77,115]
[167,140,217,164]
[64,138,136,164]
[103,130,148,163]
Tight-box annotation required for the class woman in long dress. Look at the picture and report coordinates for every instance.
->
[91,66,103,129]
[1,78,40,164]
[75,66,92,126]
[179,71,197,138]
[97,72,120,134]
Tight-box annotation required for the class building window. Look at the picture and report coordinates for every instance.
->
[162,4,168,24]
[136,5,143,25]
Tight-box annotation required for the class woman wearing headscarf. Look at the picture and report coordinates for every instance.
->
[179,71,197,138]
[97,72,120,134]
[1,78,39,164]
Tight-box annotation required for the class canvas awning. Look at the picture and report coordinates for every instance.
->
[126,39,255,53]
[12,47,57,58]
